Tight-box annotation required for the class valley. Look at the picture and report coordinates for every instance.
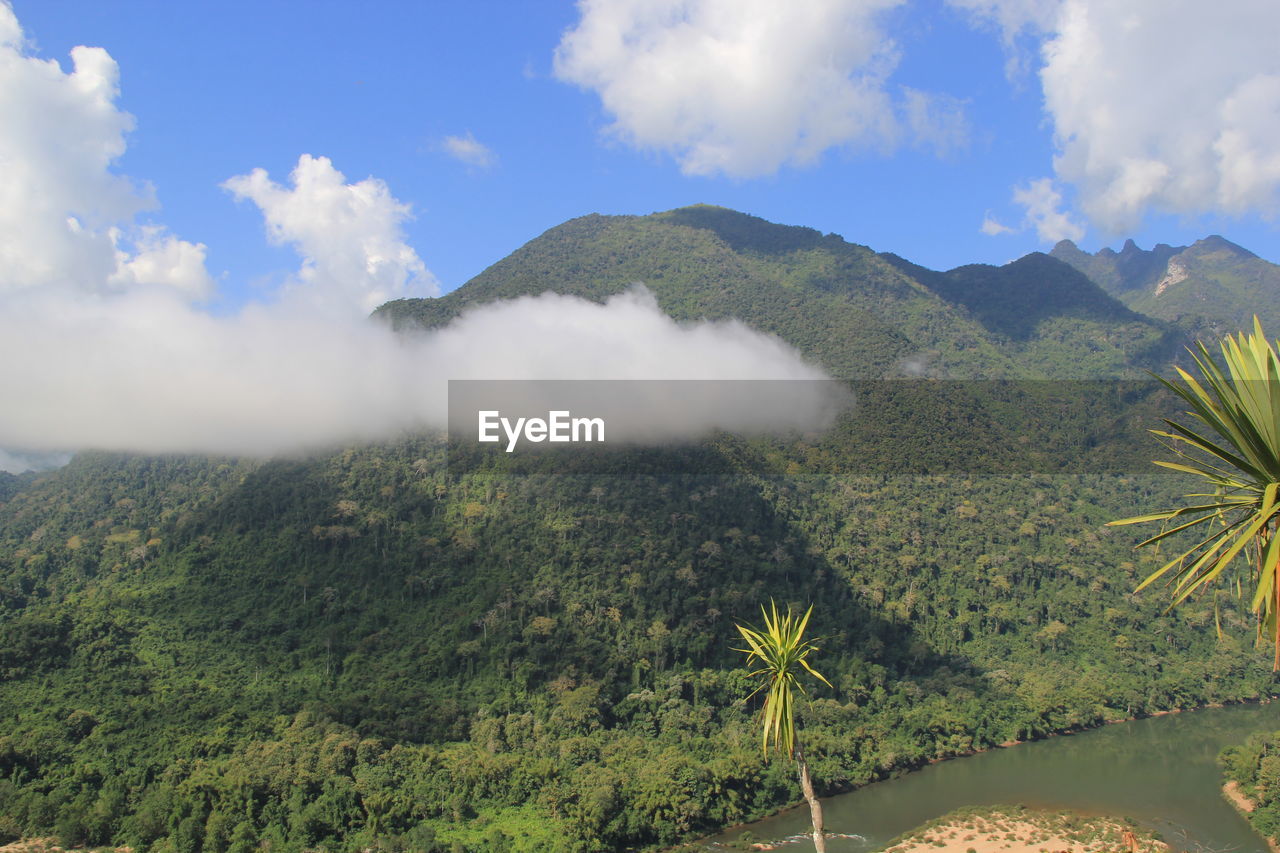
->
[1,207,1277,852]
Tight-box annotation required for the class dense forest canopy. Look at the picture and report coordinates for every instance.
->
[1,207,1276,852]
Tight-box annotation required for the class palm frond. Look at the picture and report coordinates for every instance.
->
[734,601,829,757]
[1110,318,1280,668]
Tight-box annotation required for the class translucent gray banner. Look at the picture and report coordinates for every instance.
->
[446,379,1184,476]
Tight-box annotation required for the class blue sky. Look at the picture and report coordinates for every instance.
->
[4,0,1280,469]
[11,0,1280,306]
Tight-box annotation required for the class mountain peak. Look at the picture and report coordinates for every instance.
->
[1186,234,1256,260]
[1047,230,1279,337]
[654,204,833,255]
[1051,239,1087,260]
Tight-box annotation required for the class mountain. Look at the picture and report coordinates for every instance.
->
[379,205,1181,378]
[0,207,1271,853]
[1051,235,1279,339]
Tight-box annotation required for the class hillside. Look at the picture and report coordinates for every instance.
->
[378,205,1181,379]
[0,207,1272,852]
[1052,235,1280,339]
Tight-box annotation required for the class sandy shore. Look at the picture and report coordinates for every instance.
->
[1222,781,1279,853]
[880,805,1167,853]
[1224,780,1256,814]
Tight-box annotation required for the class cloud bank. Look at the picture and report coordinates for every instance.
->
[0,4,834,470]
[0,285,831,462]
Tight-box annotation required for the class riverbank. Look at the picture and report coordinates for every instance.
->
[880,805,1167,853]
[1223,782,1279,853]
[696,700,1280,853]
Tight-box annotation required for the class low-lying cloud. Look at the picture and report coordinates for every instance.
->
[0,285,835,464]
[0,5,836,471]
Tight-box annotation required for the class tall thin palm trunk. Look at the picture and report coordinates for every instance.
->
[795,745,825,852]
[735,602,831,853]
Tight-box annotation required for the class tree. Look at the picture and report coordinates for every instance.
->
[735,601,832,852]
[1110,318,1280,668]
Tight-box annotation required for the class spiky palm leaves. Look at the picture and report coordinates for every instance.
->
[735,601,832,851]
[1110,318,1280,668]
[735,601,831,758]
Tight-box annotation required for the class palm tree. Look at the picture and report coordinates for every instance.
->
[735,601,832,852]
[1110,318,1280,668]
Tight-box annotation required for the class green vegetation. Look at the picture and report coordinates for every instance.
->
[0,206,1274,851]
[377,205,1183,380]
[1221,730,1280,843]
[0,444,1270,852]
[1053,235,1280,342]
[735,602,831,851]
[1111,320,1280,668]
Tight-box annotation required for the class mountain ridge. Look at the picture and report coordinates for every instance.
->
[1051,234,1278,338]
[378,204,1181,379]
[0,204,1273,852]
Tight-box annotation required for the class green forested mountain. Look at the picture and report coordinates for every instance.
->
[378,205,1181,379]
[1052,235,1280,340]
[0,206,1274,853]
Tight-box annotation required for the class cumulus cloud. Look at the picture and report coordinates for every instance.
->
[0,4,836,464]
[0,3,210,298]
[223,155,438,314]
[554,0,934,177]
[108,225,214,299]
[1012,177,1084,242]
[957,0,1280,233]
[980,213,1014,236]
[441,132,496,169]
[978,179,1082,241]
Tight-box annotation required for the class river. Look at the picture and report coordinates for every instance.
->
[704,702,1280,852]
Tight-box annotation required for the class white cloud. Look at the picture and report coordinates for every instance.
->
[0,3,210,297]
[947,0,1060,40]
[956,0,1280,233]
[902,88,969,157]
[0,285,836,458]
[427,286,825,383]
[108,225,214,299]
[980,213,1014,236]
[442,132,496,169]
[554,0,921,177]
[0,2,837,463]
[946,0,1060,79]
[223,155,438,315]
[1012,177,1083,242]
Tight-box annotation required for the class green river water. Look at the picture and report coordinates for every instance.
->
[705,702,1280,852]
